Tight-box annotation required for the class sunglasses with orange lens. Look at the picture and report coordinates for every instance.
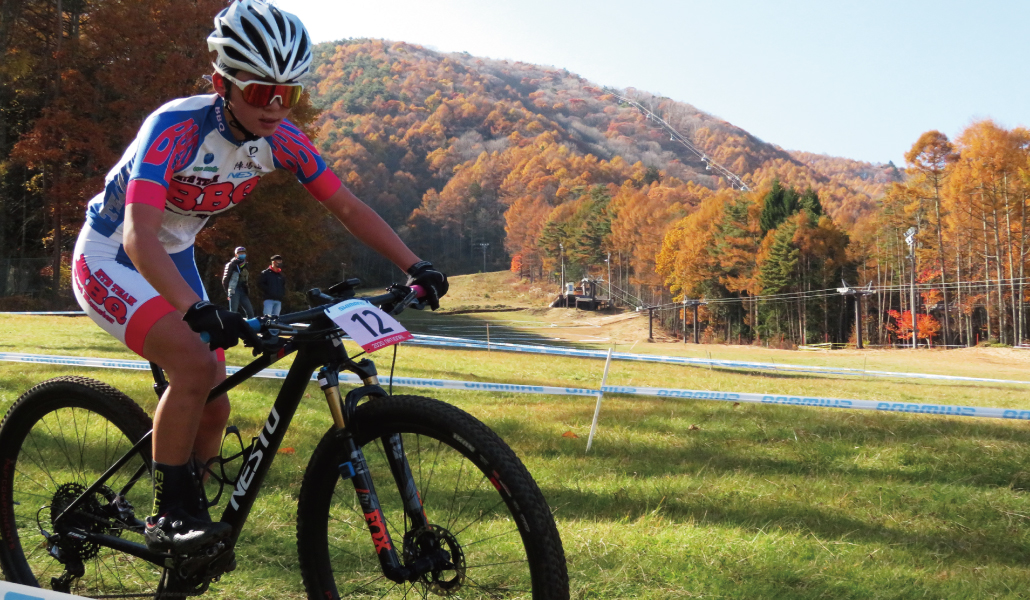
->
[218,70,304,108]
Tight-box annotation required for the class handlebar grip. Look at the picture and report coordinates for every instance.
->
[200,318,261,344]
[411,284,427,299]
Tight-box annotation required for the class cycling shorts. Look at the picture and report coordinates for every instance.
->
[72,226,224,361]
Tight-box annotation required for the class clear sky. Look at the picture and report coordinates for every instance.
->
[282,0,1028,166]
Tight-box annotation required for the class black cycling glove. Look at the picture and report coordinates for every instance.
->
[183,300,260,351]
[405,260,449,310]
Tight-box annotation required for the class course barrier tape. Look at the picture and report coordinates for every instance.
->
[406,334,1030,386]
[3,352,1030,421]
[0,578,82,598]
[4,312,1028,385]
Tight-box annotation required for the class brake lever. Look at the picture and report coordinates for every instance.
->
[391,288,421,315]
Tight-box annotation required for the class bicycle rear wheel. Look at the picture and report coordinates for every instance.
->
[0,376,162,597]
[297,394,569,599]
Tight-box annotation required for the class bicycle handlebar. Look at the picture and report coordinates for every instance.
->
[199,284,427,345]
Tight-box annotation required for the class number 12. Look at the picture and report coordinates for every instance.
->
[351,310,394,337]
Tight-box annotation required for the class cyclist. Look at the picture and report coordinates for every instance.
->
[70,0,447,554]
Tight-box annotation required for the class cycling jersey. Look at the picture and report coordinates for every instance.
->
[84,93,340,253]
[74,93,341,357]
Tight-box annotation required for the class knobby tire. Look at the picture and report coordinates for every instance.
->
[296,394,569,600]
[0,376,162,598]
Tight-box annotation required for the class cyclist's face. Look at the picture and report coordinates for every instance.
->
[218,70,293,140]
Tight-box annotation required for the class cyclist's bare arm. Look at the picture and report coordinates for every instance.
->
[124,203,202,313]
[322,185,421,271]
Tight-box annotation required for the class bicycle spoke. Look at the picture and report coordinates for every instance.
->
[451,496,518,539]
[24,427,64,490]
[444,471,493,533]
[464,530,522,554]
[2,394,161,598]
[13,467,55,499]
[463,571,528,598]
[417,435,445,512]
[443,454,470,531]
[466,558,531,569]
[50,410,82,483]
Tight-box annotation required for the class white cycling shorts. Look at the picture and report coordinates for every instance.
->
[72,226,222,360]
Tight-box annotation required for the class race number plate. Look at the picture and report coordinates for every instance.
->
[325,299,413,352]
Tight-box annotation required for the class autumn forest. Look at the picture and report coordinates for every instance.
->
[2,1,1028,349]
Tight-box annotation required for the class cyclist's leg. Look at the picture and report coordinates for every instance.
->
[195,366,229,467]
[73,233,231,549]
[142,313,220,465]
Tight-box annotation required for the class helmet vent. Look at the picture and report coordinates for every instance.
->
[270,7,288,39]
[240,18,272,69]
[225,47,247,64]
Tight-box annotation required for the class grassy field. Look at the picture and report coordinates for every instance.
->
[3,273,1030,598]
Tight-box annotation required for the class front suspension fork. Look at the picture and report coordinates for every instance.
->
[318,368,445,583]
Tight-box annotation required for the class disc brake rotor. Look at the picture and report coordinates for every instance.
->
[403,525,466,596]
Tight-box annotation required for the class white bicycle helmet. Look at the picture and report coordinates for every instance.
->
[207,0,312,82]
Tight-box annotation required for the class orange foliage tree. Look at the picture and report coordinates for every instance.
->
[6,0,226,297]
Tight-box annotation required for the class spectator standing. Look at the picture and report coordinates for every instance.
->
[222,246,254,318]
[258,254,286,315]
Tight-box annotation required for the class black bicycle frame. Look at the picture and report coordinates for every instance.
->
[54,321,438,582]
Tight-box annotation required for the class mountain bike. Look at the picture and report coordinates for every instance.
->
[0,280,569,598]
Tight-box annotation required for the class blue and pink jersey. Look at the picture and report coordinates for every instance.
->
[85,93,340,253]
[74,93,341,357]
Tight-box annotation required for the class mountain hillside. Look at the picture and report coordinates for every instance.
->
[301,39,893,277]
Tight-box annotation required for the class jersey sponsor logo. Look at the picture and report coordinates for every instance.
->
[96,171,129,223]
[176,174,220,186]
[247,145,259,156]
[142,119,200,183]
[226,171,254,179]
[193,166,218,173]
[73,256,137,325]
[203,153,215,164]
[233,161,257,170]
[214,104,227,133]
[167,176,261,213]
[270,123,321,180]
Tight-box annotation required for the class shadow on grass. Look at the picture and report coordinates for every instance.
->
[545,482,1030,567]
[486,401,1030,567]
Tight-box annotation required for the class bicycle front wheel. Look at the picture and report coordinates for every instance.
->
[297,394,568,599]
[0,376,161,597]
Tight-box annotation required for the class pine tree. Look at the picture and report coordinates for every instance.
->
[759,179,799,234]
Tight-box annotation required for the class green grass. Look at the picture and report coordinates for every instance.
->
[3,310,1030,598]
